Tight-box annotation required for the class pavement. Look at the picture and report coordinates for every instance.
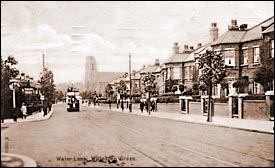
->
[1,103,273,167]
[92,103,274,135]
[1,109,53,167]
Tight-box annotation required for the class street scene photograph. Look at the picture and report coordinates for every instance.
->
[1,1,274,167]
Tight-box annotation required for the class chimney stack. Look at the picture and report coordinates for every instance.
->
[189,46,194,52]
[228,19,239,30]
[154,59,160,66]
[173,42,180,54]
[210,22,219,43]
[182,44,189,53]
[239,24,248,30]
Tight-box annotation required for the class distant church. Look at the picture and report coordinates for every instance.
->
[84,56,124,94]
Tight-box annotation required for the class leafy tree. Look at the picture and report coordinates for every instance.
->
[105,84,114,109]
[40,68,56,104]
[198,50,228,122]
[254,42,274,92]
[141,72,159,114]
[1,56,21,121]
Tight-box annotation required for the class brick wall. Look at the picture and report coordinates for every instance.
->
[213,103,229,117]
[243,100,269,120]
[189,102,202,115]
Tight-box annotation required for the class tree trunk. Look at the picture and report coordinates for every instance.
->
[207,80,212,122]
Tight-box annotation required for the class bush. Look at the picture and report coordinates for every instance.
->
[243,95,265,100]
[190,95,201,102]
[213,97,228,103]
[157,95,179,103]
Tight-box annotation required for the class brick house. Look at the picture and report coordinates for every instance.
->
[211,16,274,95]
[164,42,195,94]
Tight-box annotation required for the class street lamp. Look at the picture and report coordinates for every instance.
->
[9,79,19,122]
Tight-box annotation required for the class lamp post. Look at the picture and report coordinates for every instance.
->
[9,79,18,122]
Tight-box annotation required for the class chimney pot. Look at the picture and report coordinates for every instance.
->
[155,59,160,66]
[197,43,202,48]
[173,42,180,54]
[228,19,239,30]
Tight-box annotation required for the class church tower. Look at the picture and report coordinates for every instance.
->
[85,56,98,92]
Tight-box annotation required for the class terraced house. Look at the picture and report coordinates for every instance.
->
[211,16,274,95]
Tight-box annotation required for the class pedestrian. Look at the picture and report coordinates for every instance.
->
[151,100,155,112]
[121,99,124,111]
[144,100,148,112]
[140,99,144,113]
[43,102,48,117]
[48,100,52,112]
[93,97,96,108]
[21,102,27,119]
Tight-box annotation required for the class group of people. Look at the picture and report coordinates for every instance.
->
[20,100,53,119]
[140,99,156,113]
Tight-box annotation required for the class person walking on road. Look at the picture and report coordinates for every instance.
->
[140,99,144,113]
[21,102,27,119]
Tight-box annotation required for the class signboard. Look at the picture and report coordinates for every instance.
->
[24,88,34,95]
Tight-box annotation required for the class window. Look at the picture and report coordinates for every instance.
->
[253,46,260,63]
[224,48,235,66]
[190,66,194,79]
[172,67,180,79]
[242,47,248,65]
[184,67,189,79]
[271,40,274,58]
[166,68,171,80]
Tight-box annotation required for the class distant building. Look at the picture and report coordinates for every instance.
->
[84,56,124,96]
[85,56,98,92]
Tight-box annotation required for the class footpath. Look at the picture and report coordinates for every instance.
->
[1,109,54,167]
[92,103,274,134]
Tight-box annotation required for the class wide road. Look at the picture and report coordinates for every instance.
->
[1,103,274,167]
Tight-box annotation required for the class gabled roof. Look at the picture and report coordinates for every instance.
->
[97,72,125,83]
[139,65,160,74]
[211,16,274,45]
[263,24,274,34]
[212,31,246,45]
[165,53,190,64]
[241,16,274,42]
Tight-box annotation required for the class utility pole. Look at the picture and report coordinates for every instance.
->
[129,52,132,112]
[42,51,45,70]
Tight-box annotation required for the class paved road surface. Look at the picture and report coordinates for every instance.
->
[1,103,274,167]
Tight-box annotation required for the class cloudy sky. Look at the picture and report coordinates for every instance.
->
[1,1,274,84]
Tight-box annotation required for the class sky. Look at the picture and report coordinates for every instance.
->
[1,1,274,84]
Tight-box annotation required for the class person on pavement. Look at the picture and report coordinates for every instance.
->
[21,102,27,119]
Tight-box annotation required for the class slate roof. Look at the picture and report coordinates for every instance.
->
[212,16,274,45]
[97,72,125,83]
[139,65,160,74]
[262,24,274,34]
[165,53,190,64]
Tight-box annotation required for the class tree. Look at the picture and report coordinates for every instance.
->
[198,50,228,122]
[105,84,114,110]
[40,68,56,105]
[141,72,159,114]
[1,56,19,121]
[254,42,274,92]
